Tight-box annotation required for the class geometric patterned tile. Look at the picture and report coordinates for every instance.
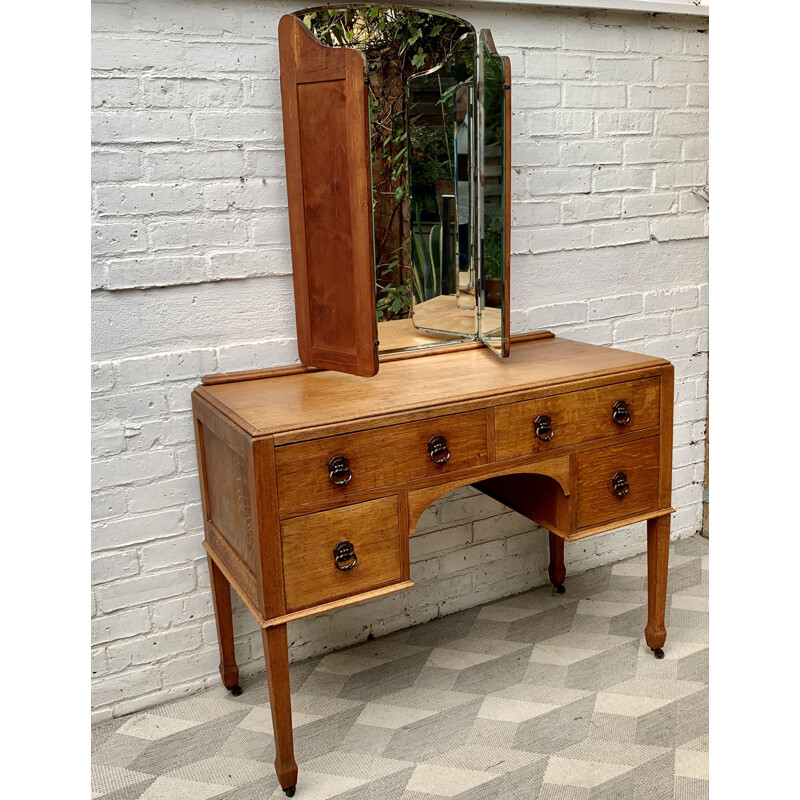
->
[92,535,708,800]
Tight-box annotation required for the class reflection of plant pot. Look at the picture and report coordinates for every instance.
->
[485,277,502,308]
[435,181,456,222]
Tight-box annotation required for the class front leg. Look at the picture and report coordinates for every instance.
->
[207,554,241,695]
[645,514,671,659]
[262,624,299,797]
[548,531,566,594]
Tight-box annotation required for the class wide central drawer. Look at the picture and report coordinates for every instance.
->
[494,377,661,461]
[281,497,403,612]
[275,409,488,511]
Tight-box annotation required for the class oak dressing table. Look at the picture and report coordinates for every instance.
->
[191,8,675,796]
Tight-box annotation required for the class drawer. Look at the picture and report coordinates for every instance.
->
[275,410,488,511]
[281,497,403,612]
[575,436,660,528]
[494,377,660,461]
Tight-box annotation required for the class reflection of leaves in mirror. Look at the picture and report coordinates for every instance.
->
[483,207,503,279]
[301,7,471,321]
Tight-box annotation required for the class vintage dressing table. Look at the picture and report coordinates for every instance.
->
[192,8,674,796]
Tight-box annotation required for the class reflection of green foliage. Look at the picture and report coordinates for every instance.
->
[409,123,451,194]
[375,252,412,321]
[483,207,504,279]
[483,50,505,144]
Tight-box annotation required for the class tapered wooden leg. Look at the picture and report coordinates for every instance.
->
[207,554,241,693]
[548,531,567,593]
[645,515,671,658]
[262,624,298,795]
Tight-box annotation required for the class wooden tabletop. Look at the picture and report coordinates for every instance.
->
[196,336,667,439]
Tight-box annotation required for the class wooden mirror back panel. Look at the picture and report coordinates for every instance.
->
[279,14,379,377]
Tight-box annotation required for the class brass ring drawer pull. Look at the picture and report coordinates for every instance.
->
[328,455,352,486]
[333,541,357,571]
[612,471,629,498]
[427,435,451,464]
[612,400,630,426]
[534,415,554,442]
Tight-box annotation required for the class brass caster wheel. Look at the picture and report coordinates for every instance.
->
[229,685,243,697]
[555,584,566,594]
[651,648,665,660]
[284,786,296,797]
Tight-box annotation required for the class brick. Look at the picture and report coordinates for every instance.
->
[91,38,184,71]
[687,84,709,107]
[92,608,152,646]
[92,489,127,522]
[511,141,560,167]
[644,286,699,313]
[472,513,535,543]
[622,193,678,217]
[152,593,214,629]
[92,450,176,491]
[246,79,281,107]
[593,57,652,82]
[92,222,147,256]
[529,168,591,195]
[143,78,244,108]
[672,307,708,333]
[513,83,561,109]
[107,626,203,672]
[92,1,132,31]
[410,558,440,582]
[215,338,300,375]
[93,509,184,551]
[591,219,650,248]
[92,150,142,182]
[166,383,195,414]
[93,110,193,143]
[247,149,286,178]
[96,183,203,216]
[511,201,561,227]
[195,110,284,142]
[525,53,592,81]
[92,667,161,709]
[128,475,201,514]
[679,190,709,213]
[562,195,621,223]
[588,293,643,320]
[206,249,291,279]
[629,84,686,108]
[592,166,651,192]
[95,567,196,613]
[596,111,653,136]
[204,179,287,210]
[644,334,701,360]
[132,0,239,34]
[185,43,279,75]
[531,224,593,254]
[625,28,684,55]
[654,163,708,189]
[107,255,207,289]
[92,362,116,393]
[92,550,139,585]
[442,541,505,574]
[160,648,219,684]
[564,24,625,52]
[654,59,708,83]
[123,415,196,452]
[145,150,246,181]
[560,140,622,166]
[684,31,710,57]
[613,314,670,342]
[92,423,126,458]
[623,138,682,164]
[656,111,708,137]
[563,84,626,108]
[92,388,168,425]
[92,77,140,108]
[409,524,472,560]
[117,350,215,387]
[148,218,248,250]
[650,213,707,242]
[524,110,593,136]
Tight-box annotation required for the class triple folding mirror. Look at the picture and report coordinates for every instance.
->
[279,6,510,376]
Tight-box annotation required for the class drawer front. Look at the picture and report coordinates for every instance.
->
[275,410,488,511]
[494,377,660,461]
[575,436,660,528]
[281,497,402,612]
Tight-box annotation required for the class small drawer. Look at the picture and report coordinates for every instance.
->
[575,436,660,528]
[494,377,661,461]
[275,409,488,511]
[281,497,403,612]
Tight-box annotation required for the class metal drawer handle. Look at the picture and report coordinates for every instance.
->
[328,456,352,486]
[612,471,629,498]
[333,541,357,571]
[427,435,451,464]
[612,400,630,426]
[534,415,554,442]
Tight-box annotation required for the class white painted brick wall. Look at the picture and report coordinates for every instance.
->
[90,0,709,724]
